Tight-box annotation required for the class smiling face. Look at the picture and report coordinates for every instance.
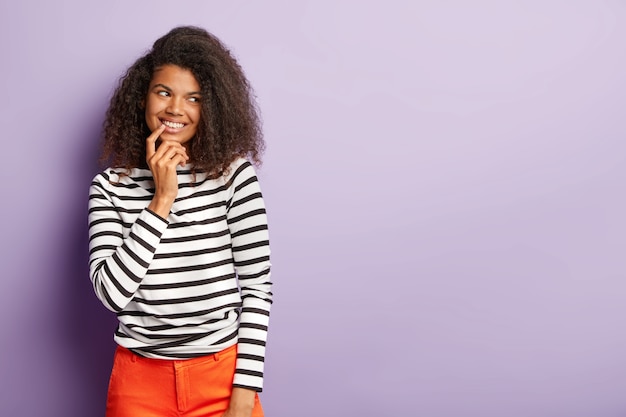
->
[144,64,202,148]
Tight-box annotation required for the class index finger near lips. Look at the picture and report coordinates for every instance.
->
[146,124,166,159]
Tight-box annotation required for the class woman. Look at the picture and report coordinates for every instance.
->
[88,26,272,417]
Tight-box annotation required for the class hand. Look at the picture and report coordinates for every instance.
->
[220,387,256,417]
[145,124,189,218]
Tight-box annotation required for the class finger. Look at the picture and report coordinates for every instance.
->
[156,144,189,162]
[153,140,188,159]
[155,153,187,173]
[163,146,184,161]
[171,153,188,168]
[146,124,166,159]
[149,145,188,170]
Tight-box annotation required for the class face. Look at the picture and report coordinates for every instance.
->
[144,64,202,147]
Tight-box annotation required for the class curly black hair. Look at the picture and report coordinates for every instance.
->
[101,26,263,177]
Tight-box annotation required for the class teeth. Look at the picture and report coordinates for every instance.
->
[162,120,185,129]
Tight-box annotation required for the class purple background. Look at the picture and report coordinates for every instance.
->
[2,1,626,416]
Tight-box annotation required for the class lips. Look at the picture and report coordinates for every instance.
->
[161,119,185,129]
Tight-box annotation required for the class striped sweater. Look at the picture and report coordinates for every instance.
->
[88,158,272,391]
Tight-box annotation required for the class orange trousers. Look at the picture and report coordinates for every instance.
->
[105,344,264,417]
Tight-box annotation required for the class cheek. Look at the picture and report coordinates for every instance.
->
[144,100,162,123]
[144,109,155,128]
[191,107,202,123]
[145,99,158,115]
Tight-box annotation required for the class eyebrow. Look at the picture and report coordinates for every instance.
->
[152,83,202,96]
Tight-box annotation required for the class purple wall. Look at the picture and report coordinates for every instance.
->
[2,1,626,416]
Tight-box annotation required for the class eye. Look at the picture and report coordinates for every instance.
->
[188,96,201,103]
[157,90,170,97]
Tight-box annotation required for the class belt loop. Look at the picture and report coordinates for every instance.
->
[214,351,220,362]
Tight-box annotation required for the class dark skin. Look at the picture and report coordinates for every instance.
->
[145,124,189,218]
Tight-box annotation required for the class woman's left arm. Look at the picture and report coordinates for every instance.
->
[226,161,273,394]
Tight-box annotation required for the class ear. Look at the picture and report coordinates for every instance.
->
[139,99,145,109]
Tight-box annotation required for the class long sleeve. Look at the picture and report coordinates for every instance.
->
[88,173,169,312]
[87,163,273,386]
[226,162,273,391]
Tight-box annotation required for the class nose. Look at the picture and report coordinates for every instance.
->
[166,97,183,116]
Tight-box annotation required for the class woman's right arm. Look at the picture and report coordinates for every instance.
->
[88,177,170,312]
[88,125,188,312]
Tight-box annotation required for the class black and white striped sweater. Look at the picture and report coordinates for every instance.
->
[88,158,272,391]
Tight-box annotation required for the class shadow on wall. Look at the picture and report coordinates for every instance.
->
[56,114,118,415]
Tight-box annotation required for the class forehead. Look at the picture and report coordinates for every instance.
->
[150,64,200,89]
